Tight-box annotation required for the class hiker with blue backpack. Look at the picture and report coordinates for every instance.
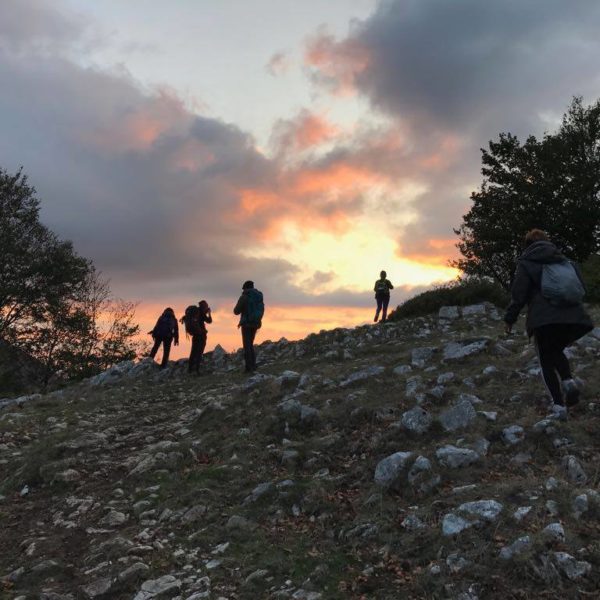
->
[374,270,394,322]
[233,280,264,373]
[504,229,594,419]
[149,307,179,368]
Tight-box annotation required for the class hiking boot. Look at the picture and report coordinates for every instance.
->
[562,379,580,407]
[547,403,568,421]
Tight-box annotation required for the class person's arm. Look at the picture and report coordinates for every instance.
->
[373,281,378,292]
[504,263,531,329]
[233,295,246,315]
[387,280,394,290]
[205,311,213,324]
[173,318,179,345]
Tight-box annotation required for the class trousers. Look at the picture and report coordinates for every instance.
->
[150,336,172,368]
[189,333,207,373]
[241,326,257,372]
[375,294,390,322]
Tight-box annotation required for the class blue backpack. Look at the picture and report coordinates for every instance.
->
[541,261,585,307]
[245,289,264,328]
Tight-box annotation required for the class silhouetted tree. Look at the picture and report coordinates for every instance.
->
[0,167,141,385]
[454,97,600,289]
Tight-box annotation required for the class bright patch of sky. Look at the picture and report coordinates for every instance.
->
[65,0,377,147]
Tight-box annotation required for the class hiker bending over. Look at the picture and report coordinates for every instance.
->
[504,229,593,419]
[149,307,179,368]
[374,270,394,322]
[233,280,264,373]
[182,302,212,374]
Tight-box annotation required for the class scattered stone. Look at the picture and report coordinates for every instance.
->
[99,510,128,527]
[412,346,436,366]
[443,339,488,361]
[401,514,426,530]
[458,500,503,521]
[81,578,114,599]
[499,536,531,560]
[437,372,455,384]
[181,505,207,524]
[502,425,525,445]
[513,506,532,522]
[438,306,460,320]
[553,552,591,580]
[438,398,477,431]
[542,522,565,543]
[401,406,432,434]
[442,513,477,536]
[436,445,479,468]
[243,482,276,504]
[562,455,587,485]
[446,552,471,573]
[118,563,150,583]
[133,575,182,600]
[374,451,414,488]
[393,365,412,376]
[340,366,385,387]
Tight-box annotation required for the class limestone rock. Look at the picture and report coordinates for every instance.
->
[438,398,477,432]
[374,451,414,488]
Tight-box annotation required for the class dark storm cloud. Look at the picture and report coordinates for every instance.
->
[305,0,600,255]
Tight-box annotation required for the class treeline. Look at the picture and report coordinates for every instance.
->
[454,96,600,293]
[0,168,140,390]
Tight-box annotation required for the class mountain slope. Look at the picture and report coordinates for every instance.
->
[1,303,599,599]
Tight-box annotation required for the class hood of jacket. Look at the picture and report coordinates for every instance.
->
[519,240,565,265]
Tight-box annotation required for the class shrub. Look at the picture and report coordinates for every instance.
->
[388,279,509,321]
[580,254,600,304]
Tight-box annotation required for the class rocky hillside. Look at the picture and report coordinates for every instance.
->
[1,303,600,600]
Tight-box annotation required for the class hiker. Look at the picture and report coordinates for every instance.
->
[233,280,264,373]
[149,307,179,368]
[181,302,212,374]
[504,229,594,418]
[374,270,394,322]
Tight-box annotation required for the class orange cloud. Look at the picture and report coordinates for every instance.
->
[304,30,370,95]
[401,238,459,266]
[234,160,386,241]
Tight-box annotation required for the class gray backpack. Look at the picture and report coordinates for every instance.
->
[540,261,585,307]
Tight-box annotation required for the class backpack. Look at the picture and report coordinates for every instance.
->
[245,289,264,328]
[540,261,585,307]
[182,305,201,335]
[155,314,174,338]
[375,279,389,294]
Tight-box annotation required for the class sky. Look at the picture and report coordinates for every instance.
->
[2,0,600,356]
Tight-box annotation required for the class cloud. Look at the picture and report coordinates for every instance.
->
[265,51,291,76]
[302,0,600,256]
[270,109,340,155]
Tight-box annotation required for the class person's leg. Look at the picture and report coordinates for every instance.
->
[242,326,256,372]
[149,338,161,359]
[374,296,383,322]
[382,295,390,321]
[249,327,257,370]
[196,334,207,372]
[189,336,199,373]
[534,327,564,406]
[161,337,172,368]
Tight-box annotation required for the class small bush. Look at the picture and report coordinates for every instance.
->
[580,254,600,304]
[389,279,509,321]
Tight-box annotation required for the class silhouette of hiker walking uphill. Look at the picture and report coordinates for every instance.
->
[181,301,212,374]
[233,280,264,373]
[148,308,179,368]
[504,229,594,420]
[374,270,394,322]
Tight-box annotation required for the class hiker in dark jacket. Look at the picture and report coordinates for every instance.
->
[233,280,264,373]
[149,307,179,368]
[374,270,394,322]
[504,229,593,418]
[181,302,212,374]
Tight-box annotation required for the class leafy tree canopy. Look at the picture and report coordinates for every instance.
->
[0,167,141,389]
[454,97,600,289]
